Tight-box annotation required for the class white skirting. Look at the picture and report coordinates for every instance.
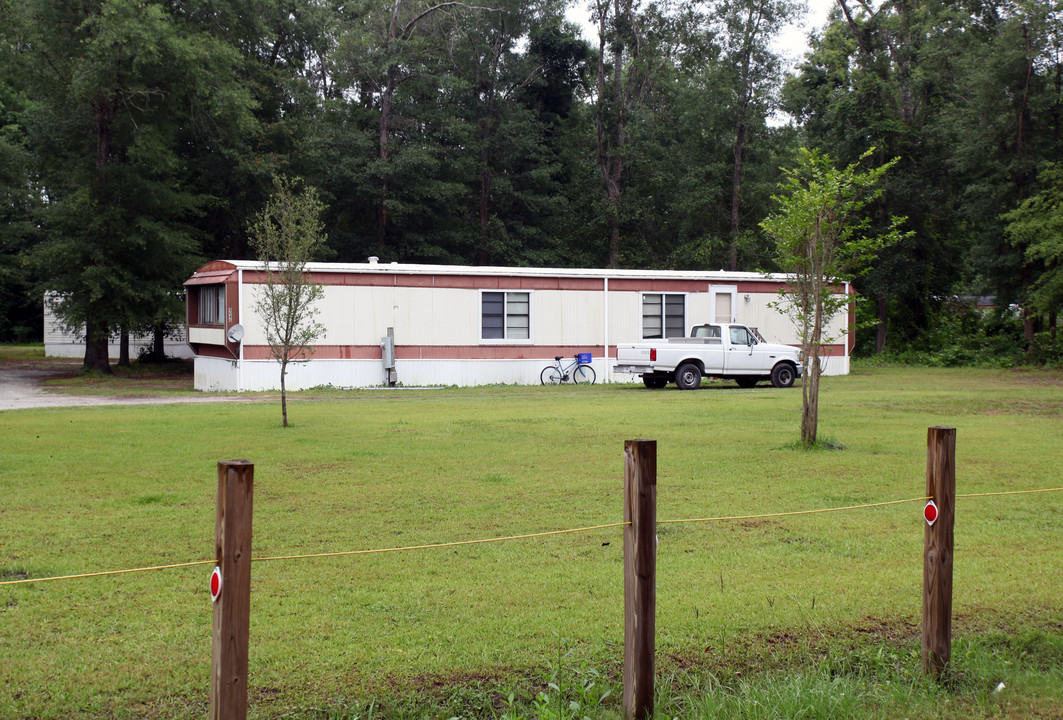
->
[193,354,848,391]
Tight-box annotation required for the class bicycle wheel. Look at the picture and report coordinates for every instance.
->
[540,365,563,385]
[572,364,596,384]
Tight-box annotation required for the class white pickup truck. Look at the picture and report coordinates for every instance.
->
[613,323,802,390]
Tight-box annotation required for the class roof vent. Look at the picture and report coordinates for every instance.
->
[368,256,379,265]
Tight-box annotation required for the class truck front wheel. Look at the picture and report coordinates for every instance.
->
[770,363,796,388]
[674,363,703,390]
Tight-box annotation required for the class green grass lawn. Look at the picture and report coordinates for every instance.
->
[0,344,50,361]
[1,366,1061,719]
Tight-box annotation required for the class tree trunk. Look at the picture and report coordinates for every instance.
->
[477,29,504,266]
[802,354,820,446]
[118,326,130,367]
[376,0,404,252]
[87,96,116,375]
[596,0,630,270]
[729,120,746,272]
[1023,308,1036,349]
[479,163,490,265]
[152,325,167,361]
[83,320,112,374]
[280,358,289,428]
[802,278,826,447]
[876,296,888,353]
[377,74,394,251]
[607,195,622,268]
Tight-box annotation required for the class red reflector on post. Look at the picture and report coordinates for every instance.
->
[924,500,938,526]
[210,565,222,602]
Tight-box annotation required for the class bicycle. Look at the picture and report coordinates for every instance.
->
[540,354,596,385]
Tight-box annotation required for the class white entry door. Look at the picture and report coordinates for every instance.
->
[710,285,737,324]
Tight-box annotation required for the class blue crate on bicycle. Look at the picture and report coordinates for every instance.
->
[577,352,592,364]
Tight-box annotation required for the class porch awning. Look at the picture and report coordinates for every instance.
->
[183,270,235,286]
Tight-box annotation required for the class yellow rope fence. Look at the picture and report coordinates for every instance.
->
[3,487,1060,588]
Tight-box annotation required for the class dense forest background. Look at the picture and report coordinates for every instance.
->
[1,0,1061,366]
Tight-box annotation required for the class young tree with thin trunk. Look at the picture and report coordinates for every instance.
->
[762,148,907,447]
[249,177,328,428]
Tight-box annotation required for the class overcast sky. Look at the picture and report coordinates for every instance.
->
[564,0,838,71]
[774,0,836,68]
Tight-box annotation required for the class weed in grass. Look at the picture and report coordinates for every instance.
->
[781,436,847,452]
[530,634,613,720]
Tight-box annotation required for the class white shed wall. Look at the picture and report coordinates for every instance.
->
[44,298,193,360]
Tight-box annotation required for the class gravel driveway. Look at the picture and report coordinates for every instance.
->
[0,360,252,411]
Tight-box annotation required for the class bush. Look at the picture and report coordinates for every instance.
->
[857,298,1063,367]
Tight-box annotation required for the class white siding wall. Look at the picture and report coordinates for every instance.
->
[195,356,241,391]
[607,291,640,345]
[241,282,848,351]
[532,290,602,345]
[745,294,851,347]
[244,285,615,347]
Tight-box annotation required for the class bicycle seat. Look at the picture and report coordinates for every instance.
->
[553,356,563,361]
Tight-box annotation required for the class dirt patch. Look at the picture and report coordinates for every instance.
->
[0,358,260,410]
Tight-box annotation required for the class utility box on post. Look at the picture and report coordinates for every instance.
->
[381,327,396,386]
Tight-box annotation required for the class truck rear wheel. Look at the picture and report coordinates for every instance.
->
[770,363,796,388]
[643,376,668,389]
[674,363,703,390]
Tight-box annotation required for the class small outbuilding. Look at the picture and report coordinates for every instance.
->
[183,259,854,391]
[44,293,193,361]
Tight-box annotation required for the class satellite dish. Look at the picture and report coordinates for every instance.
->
[226,324,244,343]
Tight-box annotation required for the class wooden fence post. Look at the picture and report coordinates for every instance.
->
[922,427,955,680]
[623,440,657,720]
[211,460,255,720]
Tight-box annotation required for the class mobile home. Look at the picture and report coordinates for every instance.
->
[184,259,853,391]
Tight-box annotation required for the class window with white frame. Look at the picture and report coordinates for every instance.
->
[642,293,685,339]
[198,285,225,325]
[481,291,530,340]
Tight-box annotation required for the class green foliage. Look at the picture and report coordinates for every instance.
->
[16,0,262,367]
[860,299,1063,368]
[9,0,1063,365]
[0,2,40,342]
[785,0,1063,349]
[1003,162,1063,315]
